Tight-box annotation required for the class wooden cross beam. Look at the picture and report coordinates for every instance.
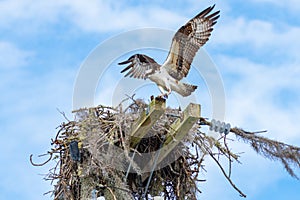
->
[130,97,166,148]
[143,103,201,171]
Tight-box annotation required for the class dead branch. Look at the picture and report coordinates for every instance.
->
[231,127,300,179]
[30,153,53,166]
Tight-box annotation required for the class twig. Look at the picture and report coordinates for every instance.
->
[30,153,53,166]
[207,148,246,198]
[224,135,232,178]
[107,187,117,200]
[56,108,70,122]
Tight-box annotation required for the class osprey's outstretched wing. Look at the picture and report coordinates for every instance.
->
[119,54,160,80]
[163,5,220,80]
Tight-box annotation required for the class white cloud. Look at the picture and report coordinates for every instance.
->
[199,55,300,199]
[0,37,76,200]
[0,41,33,69]
[0,65,76,199]
[0,0,65,29]
[249,0,300,11]
[216,55,300,144]
[0,0,187,33]
[64,1,187,32]
[208,3,300,144]
[213,16,300,60]
[203,4,300,197]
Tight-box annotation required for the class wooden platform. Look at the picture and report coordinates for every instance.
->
[129,97,201,169]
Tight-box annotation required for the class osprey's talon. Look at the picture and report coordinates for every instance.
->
[158,94,166,99]
[157,93,168,99]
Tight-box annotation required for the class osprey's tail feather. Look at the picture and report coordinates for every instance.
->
[175,82,197,97]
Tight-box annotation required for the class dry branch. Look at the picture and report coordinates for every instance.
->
[231,128,300,179]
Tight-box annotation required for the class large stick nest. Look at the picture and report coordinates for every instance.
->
[30,97,300,200]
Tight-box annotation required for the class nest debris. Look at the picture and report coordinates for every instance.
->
[30,97,300,199]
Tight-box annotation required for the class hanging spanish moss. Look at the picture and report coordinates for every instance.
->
[232,128,300,179]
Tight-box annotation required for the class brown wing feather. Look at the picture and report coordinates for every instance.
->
[163,5,220,80]
[119,54,160,80]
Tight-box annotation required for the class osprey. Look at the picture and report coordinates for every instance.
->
[119,5,220,98]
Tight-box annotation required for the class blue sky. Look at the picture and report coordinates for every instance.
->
[1,0,300,199]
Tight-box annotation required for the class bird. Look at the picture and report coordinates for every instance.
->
[119,5,220,98]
